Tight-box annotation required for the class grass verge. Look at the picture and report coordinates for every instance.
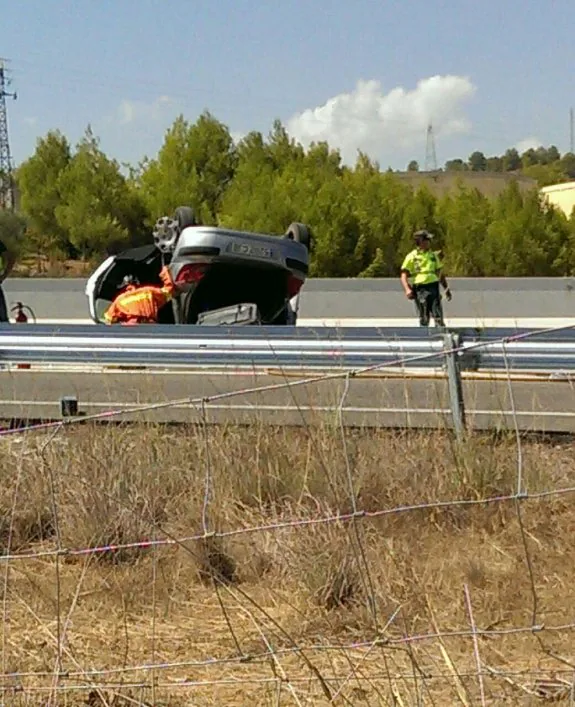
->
[0,422,574,705]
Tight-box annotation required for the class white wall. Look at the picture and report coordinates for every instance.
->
[540,181,575,217]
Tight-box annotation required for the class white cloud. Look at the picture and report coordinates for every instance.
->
[286,75,476,164]
[515,136,542,153]
[117,95,173,125]
[23,117,38,127]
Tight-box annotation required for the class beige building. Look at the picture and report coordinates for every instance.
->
[540,181,575,217]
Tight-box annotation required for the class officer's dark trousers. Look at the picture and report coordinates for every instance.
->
[413,281,444,327]
[0,285,8,323]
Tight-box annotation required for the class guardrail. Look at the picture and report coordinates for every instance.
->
[1,323,575,369]
[0,324,446,368]
[1,323,574,437]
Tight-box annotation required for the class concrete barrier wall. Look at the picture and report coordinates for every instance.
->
[3,277,575,322]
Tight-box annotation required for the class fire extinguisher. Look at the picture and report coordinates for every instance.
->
[10,302,36,324]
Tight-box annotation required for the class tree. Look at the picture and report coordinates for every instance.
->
[522,162,570,187]
[546,145,561,163]
[560,152,575,178]
[267,119,304,170]
[306,141,343,176]
[479,182,568,276]
[355,151,380,174]
[0,211,27,260]
[218,131,282,232]
[523,148,540,167]
[358,248,386,277]
[468,151,487,172]
[554,212,575,274]
[402,185,442,247]
[502,148,521,171]
[436,185,491,275]
[486,156,503,172]
[139,111,237,223]
[271,140,356,277]
[347,166,412,275]
[302,176,359,277]
[16,130,72,257]
[445,158,467,172]
[55,127,147,258]
[15,116,575,278]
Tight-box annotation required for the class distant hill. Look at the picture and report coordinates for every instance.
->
[395,170,538,198]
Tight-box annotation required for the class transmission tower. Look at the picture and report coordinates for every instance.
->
[424,123,437,171]
[0,58,17,211]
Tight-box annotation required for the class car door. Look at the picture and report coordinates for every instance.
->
[85,244,174,324]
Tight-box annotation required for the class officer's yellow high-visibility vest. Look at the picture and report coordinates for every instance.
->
[401,249,442,285]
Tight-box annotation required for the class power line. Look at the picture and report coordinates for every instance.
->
[0,57,16,211]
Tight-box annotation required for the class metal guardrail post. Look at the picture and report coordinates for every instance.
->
[443,332,466,439]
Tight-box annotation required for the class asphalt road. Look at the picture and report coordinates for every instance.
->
[1,369,574,432]
[3,277,575,322]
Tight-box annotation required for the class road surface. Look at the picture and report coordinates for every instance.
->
[3,277,575,325]
[1,368,574,432]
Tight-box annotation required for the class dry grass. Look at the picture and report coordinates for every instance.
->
[0,422,574,705]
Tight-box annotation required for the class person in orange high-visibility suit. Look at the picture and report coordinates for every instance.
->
[103,266,176,325]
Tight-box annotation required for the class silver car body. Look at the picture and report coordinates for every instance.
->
[85,224,309,325]
[170,225,308,282]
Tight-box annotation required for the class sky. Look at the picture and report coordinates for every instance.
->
[3,0,575,171]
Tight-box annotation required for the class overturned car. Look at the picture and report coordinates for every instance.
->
[85,207,312,326]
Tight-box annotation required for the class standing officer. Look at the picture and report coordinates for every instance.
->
[400,230,452,327]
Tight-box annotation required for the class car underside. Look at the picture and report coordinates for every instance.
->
[85,208,312,326]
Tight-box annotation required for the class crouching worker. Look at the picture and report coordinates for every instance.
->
[103,266,176,325]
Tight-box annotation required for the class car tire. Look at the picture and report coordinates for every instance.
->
[284,222,312,251]
[180,291,200,324]
[174,206,197,231]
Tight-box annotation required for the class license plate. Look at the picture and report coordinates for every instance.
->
[230,242,273,258]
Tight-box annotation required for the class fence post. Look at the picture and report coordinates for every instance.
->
[443,332,466,439]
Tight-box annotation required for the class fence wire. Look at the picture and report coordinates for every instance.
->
[0,323,574,704]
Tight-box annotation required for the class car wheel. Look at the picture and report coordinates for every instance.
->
[180,291,200,324]
[174,206,197,231]
[284,222,312,251]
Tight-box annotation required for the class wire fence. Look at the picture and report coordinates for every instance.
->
[0,324,574,704]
